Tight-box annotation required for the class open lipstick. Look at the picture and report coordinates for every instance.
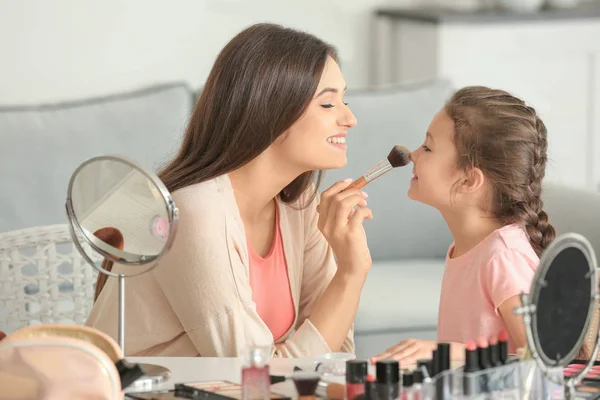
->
[477,338,491,370]
[463,340,480,396]
[488,335,501,367]
[498,330,509,365]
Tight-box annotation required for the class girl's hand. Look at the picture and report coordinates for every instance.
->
[317,179,372,277]
[371,339,466,366]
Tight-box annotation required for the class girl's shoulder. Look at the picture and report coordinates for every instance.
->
[492,224,539,262]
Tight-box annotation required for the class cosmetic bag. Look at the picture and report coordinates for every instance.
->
[0,324,125,400]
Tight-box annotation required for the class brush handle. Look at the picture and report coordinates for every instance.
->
[325,382,345,400]
[344,176,368,191]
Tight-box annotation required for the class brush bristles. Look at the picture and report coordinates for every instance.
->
[291,372,321,396]
[387,144,411,168]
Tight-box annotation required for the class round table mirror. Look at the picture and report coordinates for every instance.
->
[516,233,600,398]
[65,155,179,391]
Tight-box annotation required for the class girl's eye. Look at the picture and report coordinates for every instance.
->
[343,102,348,106]
[422,145,431,152]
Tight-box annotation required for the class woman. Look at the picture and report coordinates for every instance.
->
[87,23,373,357]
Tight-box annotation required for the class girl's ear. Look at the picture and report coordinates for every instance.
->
[457,167,485,194]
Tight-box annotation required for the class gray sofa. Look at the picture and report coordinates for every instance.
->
[331,80,600,358]
[2,80,600,359]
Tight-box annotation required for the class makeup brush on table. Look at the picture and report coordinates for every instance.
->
[291,371,321,400]
[344,144,411,191]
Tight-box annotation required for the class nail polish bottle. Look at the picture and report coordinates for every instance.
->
[376,360,400,400]
[401,372,414,400]
[346,360,368,400]
[411,369,424,400]
[242,346,270,400]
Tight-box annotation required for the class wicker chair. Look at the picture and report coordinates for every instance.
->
[0,224,101,334]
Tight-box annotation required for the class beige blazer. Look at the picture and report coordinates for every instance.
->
[86,174,354,357]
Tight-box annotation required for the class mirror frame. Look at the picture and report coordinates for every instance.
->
[65,155,179,276]
[519,232,600,391]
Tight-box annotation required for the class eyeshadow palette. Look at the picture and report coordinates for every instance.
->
[174,380,291,400]
[565,363,600,381]
[126,391,181,400]
[564,361,600,399]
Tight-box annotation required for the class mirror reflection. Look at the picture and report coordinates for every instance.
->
[69,158,170,260]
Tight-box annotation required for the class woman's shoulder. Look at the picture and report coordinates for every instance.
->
[169,175,236,230]
[172,176,229,211]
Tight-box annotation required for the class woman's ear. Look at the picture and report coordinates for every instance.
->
[457,167,485,194]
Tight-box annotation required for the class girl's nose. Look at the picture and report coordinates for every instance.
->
[410,148,418,163]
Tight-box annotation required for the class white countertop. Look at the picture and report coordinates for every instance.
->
[125,356,337,398]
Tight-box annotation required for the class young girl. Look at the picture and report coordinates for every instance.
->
[372,86,556,364]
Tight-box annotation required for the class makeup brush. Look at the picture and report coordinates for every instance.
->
[345,144,411,191]
[291,371,321,400]
[270,366,304,384]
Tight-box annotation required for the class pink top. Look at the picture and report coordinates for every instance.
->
[248,208,295,342]
[437,224,539,353]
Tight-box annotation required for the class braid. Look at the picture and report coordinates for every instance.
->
[524,115,555,255]
[446,87,557,257]
[504,112,556,256]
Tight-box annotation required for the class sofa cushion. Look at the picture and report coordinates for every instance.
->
[0,83,194,232]
[321,80,455,260]
[543,182,600,259]
[354,259,445,334]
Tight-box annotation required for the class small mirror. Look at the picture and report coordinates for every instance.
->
[517,233,600,397]
[65,155,178,391]
[66,155,177,275]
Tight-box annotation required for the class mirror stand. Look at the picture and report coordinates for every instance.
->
[66,184,171,392]
[118,273,125,351]
[514,233,600,400]
[65,155,177,392]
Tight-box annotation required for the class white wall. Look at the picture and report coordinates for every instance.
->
[0,0,424,105]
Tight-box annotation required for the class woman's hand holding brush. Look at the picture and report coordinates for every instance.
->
[316,144,411,274]
[317,180,372,276]
[310,180,372,352]
[308,144,411,352]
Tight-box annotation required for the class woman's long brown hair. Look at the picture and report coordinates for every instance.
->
[93,23,337,301]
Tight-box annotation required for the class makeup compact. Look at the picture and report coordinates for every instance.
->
[516,232,600,398]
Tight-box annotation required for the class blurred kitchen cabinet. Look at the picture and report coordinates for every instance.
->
[372,4,600,190]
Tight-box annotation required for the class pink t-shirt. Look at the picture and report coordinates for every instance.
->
[437,224,539,353]
[248,209,295,342]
